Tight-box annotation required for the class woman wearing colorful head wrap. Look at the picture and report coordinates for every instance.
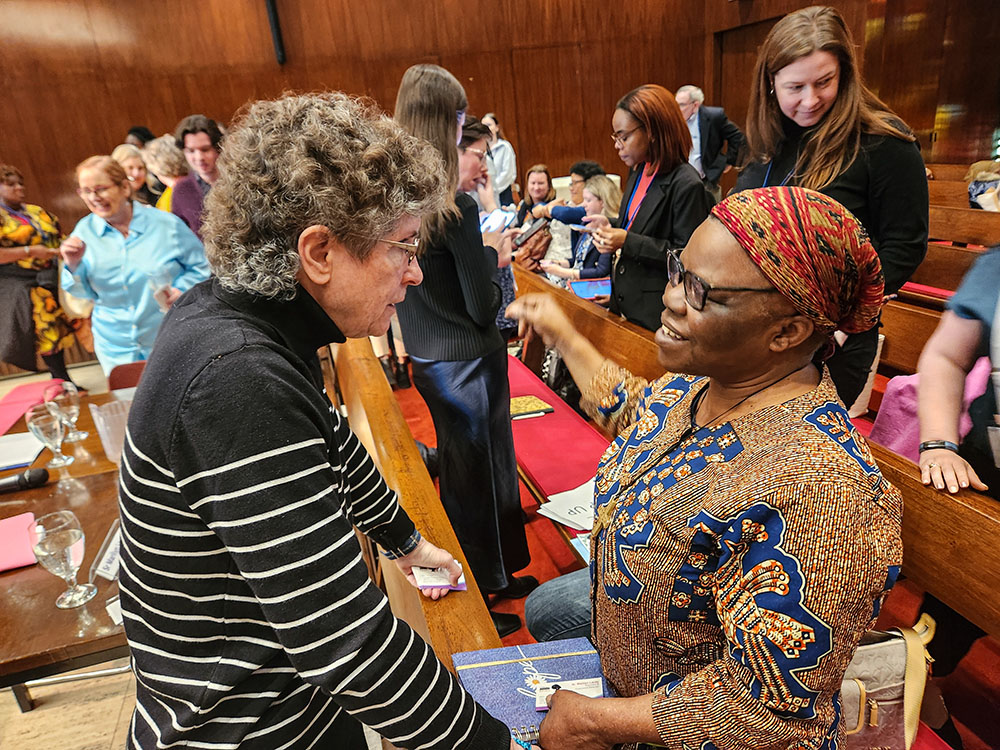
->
[735,6,928,407]
[508,187,902,750]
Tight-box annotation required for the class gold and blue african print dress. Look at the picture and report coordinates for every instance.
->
[581,363,903,750]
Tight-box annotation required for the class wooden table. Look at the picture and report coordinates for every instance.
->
[0,393,128,710]
[1,392,122,480]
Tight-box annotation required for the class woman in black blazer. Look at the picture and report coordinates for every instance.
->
[589,84,713,332]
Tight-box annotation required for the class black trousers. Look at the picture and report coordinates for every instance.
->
[411,347,530,591]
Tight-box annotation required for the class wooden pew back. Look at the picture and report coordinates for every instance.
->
[325,340,501,670]
[925,163,970,182]
[512,266,1000,638]
[928,206,1000,248]
[927,179,971,209]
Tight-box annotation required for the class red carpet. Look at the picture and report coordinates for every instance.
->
[391,371,998,749]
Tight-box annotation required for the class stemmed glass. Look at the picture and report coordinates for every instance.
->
[46,382,89,442]
[26,404,75,468]
[27,510,97,608]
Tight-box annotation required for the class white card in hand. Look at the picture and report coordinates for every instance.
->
[412,563,467,591]
[535,677,605,710]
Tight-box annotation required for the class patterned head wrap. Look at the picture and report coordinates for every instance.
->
[710,186,884,334]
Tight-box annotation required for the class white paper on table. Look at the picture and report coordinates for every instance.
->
[0,432,44,471]
[539,477,595,532]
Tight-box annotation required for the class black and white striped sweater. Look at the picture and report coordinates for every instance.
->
[118,279,508,749]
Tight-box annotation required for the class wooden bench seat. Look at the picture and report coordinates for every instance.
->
[324,339,501,669]
[512,265,1000,639]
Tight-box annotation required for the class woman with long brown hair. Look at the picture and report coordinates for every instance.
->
[735,5,928,407]
[588,84,713,332]
[392,64,531,638]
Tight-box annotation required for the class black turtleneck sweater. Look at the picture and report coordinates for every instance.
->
[735,117,928,295]
[118,279,509,750]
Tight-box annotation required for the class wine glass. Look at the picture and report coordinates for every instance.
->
[27,510,97,609]
[26,404,75,468]
[46,382,89,442]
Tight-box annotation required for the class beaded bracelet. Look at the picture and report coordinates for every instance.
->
[918,440,959,454]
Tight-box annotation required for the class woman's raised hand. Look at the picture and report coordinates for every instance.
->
[59,237,86,272]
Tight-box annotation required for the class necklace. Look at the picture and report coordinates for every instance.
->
[593,364,809,534]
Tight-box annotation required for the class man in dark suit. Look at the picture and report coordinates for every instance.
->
[676,85,745,201]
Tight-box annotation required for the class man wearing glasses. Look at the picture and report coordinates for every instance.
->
[117,94,518,749]
[675,85,745,202]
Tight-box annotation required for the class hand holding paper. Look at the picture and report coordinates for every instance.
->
[393,537,463,600]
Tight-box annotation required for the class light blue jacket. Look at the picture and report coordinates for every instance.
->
[62,202,209,373]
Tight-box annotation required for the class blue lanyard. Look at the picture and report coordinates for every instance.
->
[762,161,794,187]
[620,167,645,230]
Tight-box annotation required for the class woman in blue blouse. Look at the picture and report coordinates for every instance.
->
[60,156,209,374]
[541,174,620,282]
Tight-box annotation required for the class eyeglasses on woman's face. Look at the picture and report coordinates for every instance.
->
[345,234,420,266]
[667,250,779,311]
[463,146,489,165]
[76,185,117,199]
[611,125,642,147]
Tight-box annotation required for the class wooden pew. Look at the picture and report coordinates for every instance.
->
[323,340,500,672]
[928,205,1000,247]
[512,265,1000,639]
[927,179,971,209]
[925,163,970,183]
[905,243,981,299]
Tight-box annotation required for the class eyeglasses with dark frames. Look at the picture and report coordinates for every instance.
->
[611,125,643,147]
[667,250,779,311]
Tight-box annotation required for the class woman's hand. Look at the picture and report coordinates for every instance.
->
[162,287,183,309]
[59,237,86,273]
[484,227,519,269]
[539,260,574,279]
[531,203,549,219]
[539,691,610,750]
[920,448,988,494]
[583,213,610,229]
[27,244,59,260]
[505,293,578,349]
[392,538,463,601]
[592,227,627,254]
[590,293,611,308]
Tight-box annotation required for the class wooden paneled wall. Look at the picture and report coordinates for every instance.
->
[1,0,705,230]
[2,1,997,233]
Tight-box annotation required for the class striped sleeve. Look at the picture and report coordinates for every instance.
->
[160,348,508,749]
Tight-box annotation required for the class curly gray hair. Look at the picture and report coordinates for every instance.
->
[202,92,447,299]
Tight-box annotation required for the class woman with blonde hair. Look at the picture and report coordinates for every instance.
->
[60,155,208,373]
[735,5,928,407]
[541,174,621,282]
[393,64,531,638]
[142,135,189,212]
[111,143,156,205]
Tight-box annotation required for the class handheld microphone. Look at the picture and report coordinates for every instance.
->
[0,468,50,494]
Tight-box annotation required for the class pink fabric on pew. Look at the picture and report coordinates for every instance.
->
[0,379,64,436]
[901,281,954,300]
[868,357,990,462]
[507,356,610,498]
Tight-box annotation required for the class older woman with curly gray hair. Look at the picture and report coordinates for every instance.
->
[117,92,518,750]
